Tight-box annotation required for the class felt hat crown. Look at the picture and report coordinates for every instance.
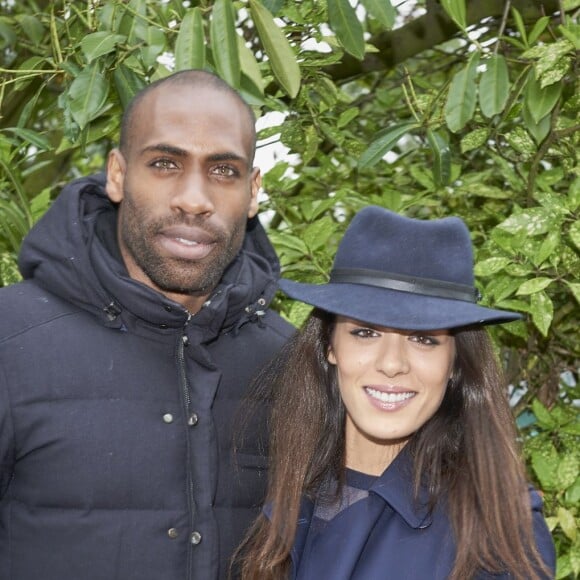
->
[279,206,522,330]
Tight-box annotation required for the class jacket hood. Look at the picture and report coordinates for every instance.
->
[19,173,282,337]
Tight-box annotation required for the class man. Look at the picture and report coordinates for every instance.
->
[0,70,294,579]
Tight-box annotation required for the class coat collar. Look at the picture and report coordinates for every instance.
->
[264,448,434,578]
[368,447,432,529]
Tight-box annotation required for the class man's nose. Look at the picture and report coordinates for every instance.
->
[376,334,410,377]
[170,171,215,216]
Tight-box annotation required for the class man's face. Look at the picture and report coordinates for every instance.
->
[106,84,260,312]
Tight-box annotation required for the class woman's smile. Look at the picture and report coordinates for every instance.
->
[328,316,456,474]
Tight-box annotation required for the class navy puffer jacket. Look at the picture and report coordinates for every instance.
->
[0,174,294,580]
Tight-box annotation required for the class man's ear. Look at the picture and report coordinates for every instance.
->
[106,149,126,203]
[247,167,261,219]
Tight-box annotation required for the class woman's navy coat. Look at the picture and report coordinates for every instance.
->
[285,451,556,579]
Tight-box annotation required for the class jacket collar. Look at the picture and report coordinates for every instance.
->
[19,173,281,340]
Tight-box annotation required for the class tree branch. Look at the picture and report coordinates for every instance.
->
[324,0,561,82]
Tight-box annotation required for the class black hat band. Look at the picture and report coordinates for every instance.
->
[329,268,480,303]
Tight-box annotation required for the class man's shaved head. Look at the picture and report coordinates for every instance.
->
[119,69,257,163]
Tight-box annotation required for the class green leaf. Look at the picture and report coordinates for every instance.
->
[237,33,264,93]
[498,208,557,236]
[557,456,580,491]
[302,217,335,251]
[337,107,359,128]
[0,19,17,48]
[528,16,551,45]
[483,276,522,303]
[510,7,528,47]
[505,126,535,160]
[531,451,559,490]
[474,257,511,276]
[479,54,509,118]
[360,0,396,29]
[113,64,147,110]
[569,177,580,211]
[0,252,21,286]
[535,230,560,265]
[530,291,553,336]
[261,0,285,14]
[460,128,488,153]
[140,26,167,69]
[358,121,418,169]
[67,64,109,130]
[516,277,553,296]
[525,74,562,123]
[565,476,580,504]
[557,507,577,541]
[16,14,45,45]
[81,32,126,64]
[211,0,240,88]
[30,189,52,223]
[440,0,466,30]
[570,220,580,251]
[530,39,575,84]
[532,399,556,429]
[4,127,51,151]
[175,7,205,71]
[559,23,580,50]
[522,103,551,144]
[568,282,580,305]
[118,0,148,45]
[286,300,313,328]
[444,51,480,132]
[327,0,366,60]
[269,230,309,254]
[250,0,301,98]
[426,129,451,187]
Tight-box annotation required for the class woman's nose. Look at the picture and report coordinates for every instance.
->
[376,334,410,377]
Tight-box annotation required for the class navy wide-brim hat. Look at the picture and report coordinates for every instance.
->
[279,206,522,331]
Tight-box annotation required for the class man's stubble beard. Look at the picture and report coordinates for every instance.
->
[118,191,247,297]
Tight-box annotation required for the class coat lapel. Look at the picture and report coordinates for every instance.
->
[293,492,387,580]
[290,450,433,580]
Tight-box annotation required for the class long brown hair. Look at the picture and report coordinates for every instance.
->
[235,309,549,579]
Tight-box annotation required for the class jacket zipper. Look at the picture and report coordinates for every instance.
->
[177,314,195,579]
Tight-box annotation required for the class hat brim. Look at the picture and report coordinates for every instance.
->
[279,280,522,331]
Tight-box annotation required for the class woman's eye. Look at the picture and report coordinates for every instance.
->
[410,334,438,346]
[350,328,378,339]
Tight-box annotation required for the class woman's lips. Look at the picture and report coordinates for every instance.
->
[364,386,416,411]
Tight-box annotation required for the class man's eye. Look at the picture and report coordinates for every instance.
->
[150,159,176,170]
[212,165,239,178]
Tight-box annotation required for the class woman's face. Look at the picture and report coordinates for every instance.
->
[328,316,456,474]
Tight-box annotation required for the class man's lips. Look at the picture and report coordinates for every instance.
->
[157,225,218,260]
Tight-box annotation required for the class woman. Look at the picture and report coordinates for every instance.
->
[237,206,556,579]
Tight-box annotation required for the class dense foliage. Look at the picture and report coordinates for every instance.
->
[1,0,578,575]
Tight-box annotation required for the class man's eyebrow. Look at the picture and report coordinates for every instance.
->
[138,146,249,165]
[207,152,248,164]
[139,143,188,157]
